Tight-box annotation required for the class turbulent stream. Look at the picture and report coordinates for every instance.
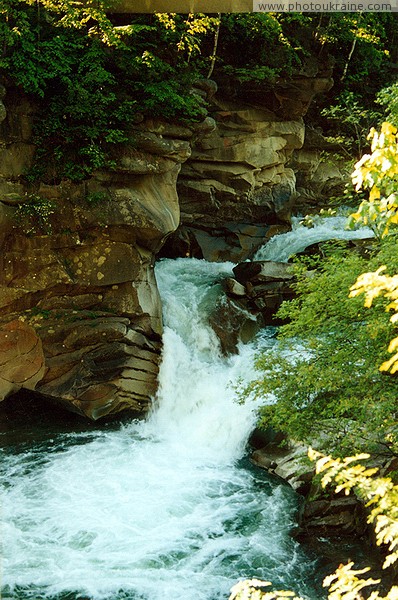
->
[0,216,374,600]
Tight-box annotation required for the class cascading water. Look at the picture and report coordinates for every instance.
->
[254,214,374,262]
[0,215,370,600]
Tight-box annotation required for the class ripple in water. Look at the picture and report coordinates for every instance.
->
[1,258,322,600]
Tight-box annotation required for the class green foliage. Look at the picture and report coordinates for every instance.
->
[1,2,216,182]
[309,15,398,159]
[243,235,398,456]
[346,121,398,378]
[231,450,398,600]
[377,84,398,128]
[216,14,303,87]
[234,116,398,600]
[321,91,382,158]
[312,14,397,93]
[13,194,55,234]
[349,123,398,238]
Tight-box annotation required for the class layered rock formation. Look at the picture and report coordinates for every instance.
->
[0,86,193,419]
[291,126,350,210]
[209,260,295,354]
[162,63,333,262]
[0,62,333,419]
[162,101,303,262]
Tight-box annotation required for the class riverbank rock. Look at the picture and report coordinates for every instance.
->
[251,440,368,538]
[301,496,366,536]
[161,60,334,262]
[229,261,295,325]
[0,319,45,400]
[0,87,198,419]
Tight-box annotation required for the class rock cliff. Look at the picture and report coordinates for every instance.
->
[0,86,189,418]
[0,63,333,419]
[162,63,333,262]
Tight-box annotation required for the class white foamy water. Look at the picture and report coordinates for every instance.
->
[1,258,320,600]
[254,215,374,262]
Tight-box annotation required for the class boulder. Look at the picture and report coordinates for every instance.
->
[207,261,295,353]
[164,222,272,263]
[221,277,246,297]
[233,260,294,285]
[208,295,259,355]
[217,260,296,326]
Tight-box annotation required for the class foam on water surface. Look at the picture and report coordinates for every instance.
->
[1,258,320,600]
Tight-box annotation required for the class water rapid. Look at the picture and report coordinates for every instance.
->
[1,258,321,600]
[1,214,370,600]
[254,214,374,262]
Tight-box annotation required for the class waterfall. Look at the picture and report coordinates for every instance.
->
[1,214,374,600]
[254,215,374,263]
[0,256,321,600]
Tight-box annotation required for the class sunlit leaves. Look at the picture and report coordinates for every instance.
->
[347,122,398,374]
[324,562,380,600]
[229,580,303,600]
[310,449,398,574]
[350,267,398,374]
[18,0,125,47]
[349,123,398,237]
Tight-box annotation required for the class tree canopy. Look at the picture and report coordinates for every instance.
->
[244,118,398,458]
[1,5,398,180]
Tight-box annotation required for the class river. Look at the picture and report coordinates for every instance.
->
[0,215,374,600]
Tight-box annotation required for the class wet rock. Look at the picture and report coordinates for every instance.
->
[250,440,312,495]
[221,278,246,297]
[219,260,296,326]
[302,496,367,536]
[233,260,294,285]
[251,449,277,470]
[208,296,259,355]
[0,320,45,400]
